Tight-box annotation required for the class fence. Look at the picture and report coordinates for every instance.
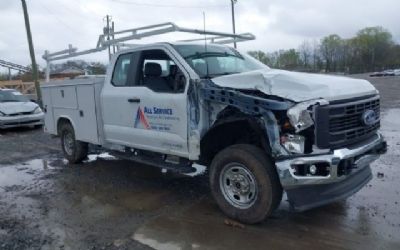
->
[0,80,36,94]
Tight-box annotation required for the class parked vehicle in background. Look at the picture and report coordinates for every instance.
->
[370,69,399,77]
[383,70,395,76]
[369,72,382,77]
[0,89,44,129]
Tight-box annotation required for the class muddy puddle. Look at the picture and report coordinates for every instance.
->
[0,109,399,249]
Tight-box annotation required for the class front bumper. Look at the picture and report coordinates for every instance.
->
[0,113,44,129]
[275,133,387,211]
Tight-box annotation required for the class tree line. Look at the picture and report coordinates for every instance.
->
[248,26,400,74]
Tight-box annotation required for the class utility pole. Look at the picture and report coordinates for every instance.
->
[231,0,237,48]
[111,21,116,54]
[21,0,42,105]
[104,15,112,61]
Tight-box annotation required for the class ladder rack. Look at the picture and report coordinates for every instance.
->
[42,22,255,81]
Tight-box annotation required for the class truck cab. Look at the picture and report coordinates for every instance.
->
[41,42,387,224]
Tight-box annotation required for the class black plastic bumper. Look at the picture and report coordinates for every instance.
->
[287,164,372,211]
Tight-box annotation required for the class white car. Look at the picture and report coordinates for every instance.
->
[0,89,44,129]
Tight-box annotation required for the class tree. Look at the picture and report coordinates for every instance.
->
[353,26,394,71]
[320,34,342,72]
[248,51,271,65]
[247,26,398,73]
[277,49,301,70]
[88,62,107,75]
[298,40,312,70]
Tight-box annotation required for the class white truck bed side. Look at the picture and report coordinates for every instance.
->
[41,77,105,145]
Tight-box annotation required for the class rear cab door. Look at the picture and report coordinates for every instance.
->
[101,45,191,158]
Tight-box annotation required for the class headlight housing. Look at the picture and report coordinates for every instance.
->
[281,134,305,154]
[33,107,42,114]
[286,99,327,132]
[287,106,314,132]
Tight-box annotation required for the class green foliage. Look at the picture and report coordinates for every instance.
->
[248,26,399,74]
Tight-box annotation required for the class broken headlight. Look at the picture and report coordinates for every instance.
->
[286,99,328,133]
[281,134,305,154]
[287,105,314,132]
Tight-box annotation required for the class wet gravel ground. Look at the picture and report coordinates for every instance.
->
[0,74,399,250]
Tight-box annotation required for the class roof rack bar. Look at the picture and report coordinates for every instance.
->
[178,32,255,44]
[42,22,255,81]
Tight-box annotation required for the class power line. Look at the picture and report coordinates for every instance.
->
[35,1,84,35]
[111,0,229,9]
[53,0,101,22]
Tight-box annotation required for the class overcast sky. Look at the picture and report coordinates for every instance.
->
[1,0,399,72]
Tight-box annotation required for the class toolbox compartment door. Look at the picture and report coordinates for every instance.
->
[41,87,56,134]
[51,86,78,109]
[74,84,99,144]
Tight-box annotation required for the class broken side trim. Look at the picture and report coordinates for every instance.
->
[200,86,292,112]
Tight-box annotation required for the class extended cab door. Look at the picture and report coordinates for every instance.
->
[101,47,190,157]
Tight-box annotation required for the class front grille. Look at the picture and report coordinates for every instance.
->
[315,95,380,149]
[4,119,40,126]
[7,111,33,116]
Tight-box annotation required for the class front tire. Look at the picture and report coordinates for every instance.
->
[209,144,282,224]
[60,122,88,163]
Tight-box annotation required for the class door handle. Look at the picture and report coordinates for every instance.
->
[128,97,140,103]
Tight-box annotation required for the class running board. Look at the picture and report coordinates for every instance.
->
[110,148,196,174]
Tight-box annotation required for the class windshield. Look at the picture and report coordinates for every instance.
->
[0,90,29,103]
[173,44,269,78]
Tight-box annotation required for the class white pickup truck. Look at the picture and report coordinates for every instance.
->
[42,42,387,223]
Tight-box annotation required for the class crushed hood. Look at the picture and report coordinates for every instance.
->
[0,102,38,115]
[211,69,378,102]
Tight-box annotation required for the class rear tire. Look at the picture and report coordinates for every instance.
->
[60,122,88,163]
[209,144,282,224]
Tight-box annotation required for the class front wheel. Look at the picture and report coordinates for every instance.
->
[60,122,88,164]
[209,144,282,224]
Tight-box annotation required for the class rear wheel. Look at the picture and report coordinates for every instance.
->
[60,122,88,163]
[209,144,282,224]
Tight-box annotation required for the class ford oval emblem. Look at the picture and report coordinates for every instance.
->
[361,109,378,126]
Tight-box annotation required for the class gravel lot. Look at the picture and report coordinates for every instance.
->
[0,74,399,250]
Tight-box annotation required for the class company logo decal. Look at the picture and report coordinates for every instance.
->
[361,109,378,126]
[134,106,151,129]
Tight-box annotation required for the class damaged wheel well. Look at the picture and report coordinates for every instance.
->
[200,111,270,166]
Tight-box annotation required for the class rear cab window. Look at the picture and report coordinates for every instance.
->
[111,53,133,86]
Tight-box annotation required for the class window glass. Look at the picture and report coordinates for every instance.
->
[173,44,269,78]
[0,90,29,102]
[138,50,185,93]
[111,53,132,86]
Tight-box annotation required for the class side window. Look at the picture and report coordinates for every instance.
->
[143,59,175,77]
[111,53,132,86]
[137,49,185,93]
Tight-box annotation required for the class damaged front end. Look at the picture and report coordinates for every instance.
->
[198,79,387,212]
